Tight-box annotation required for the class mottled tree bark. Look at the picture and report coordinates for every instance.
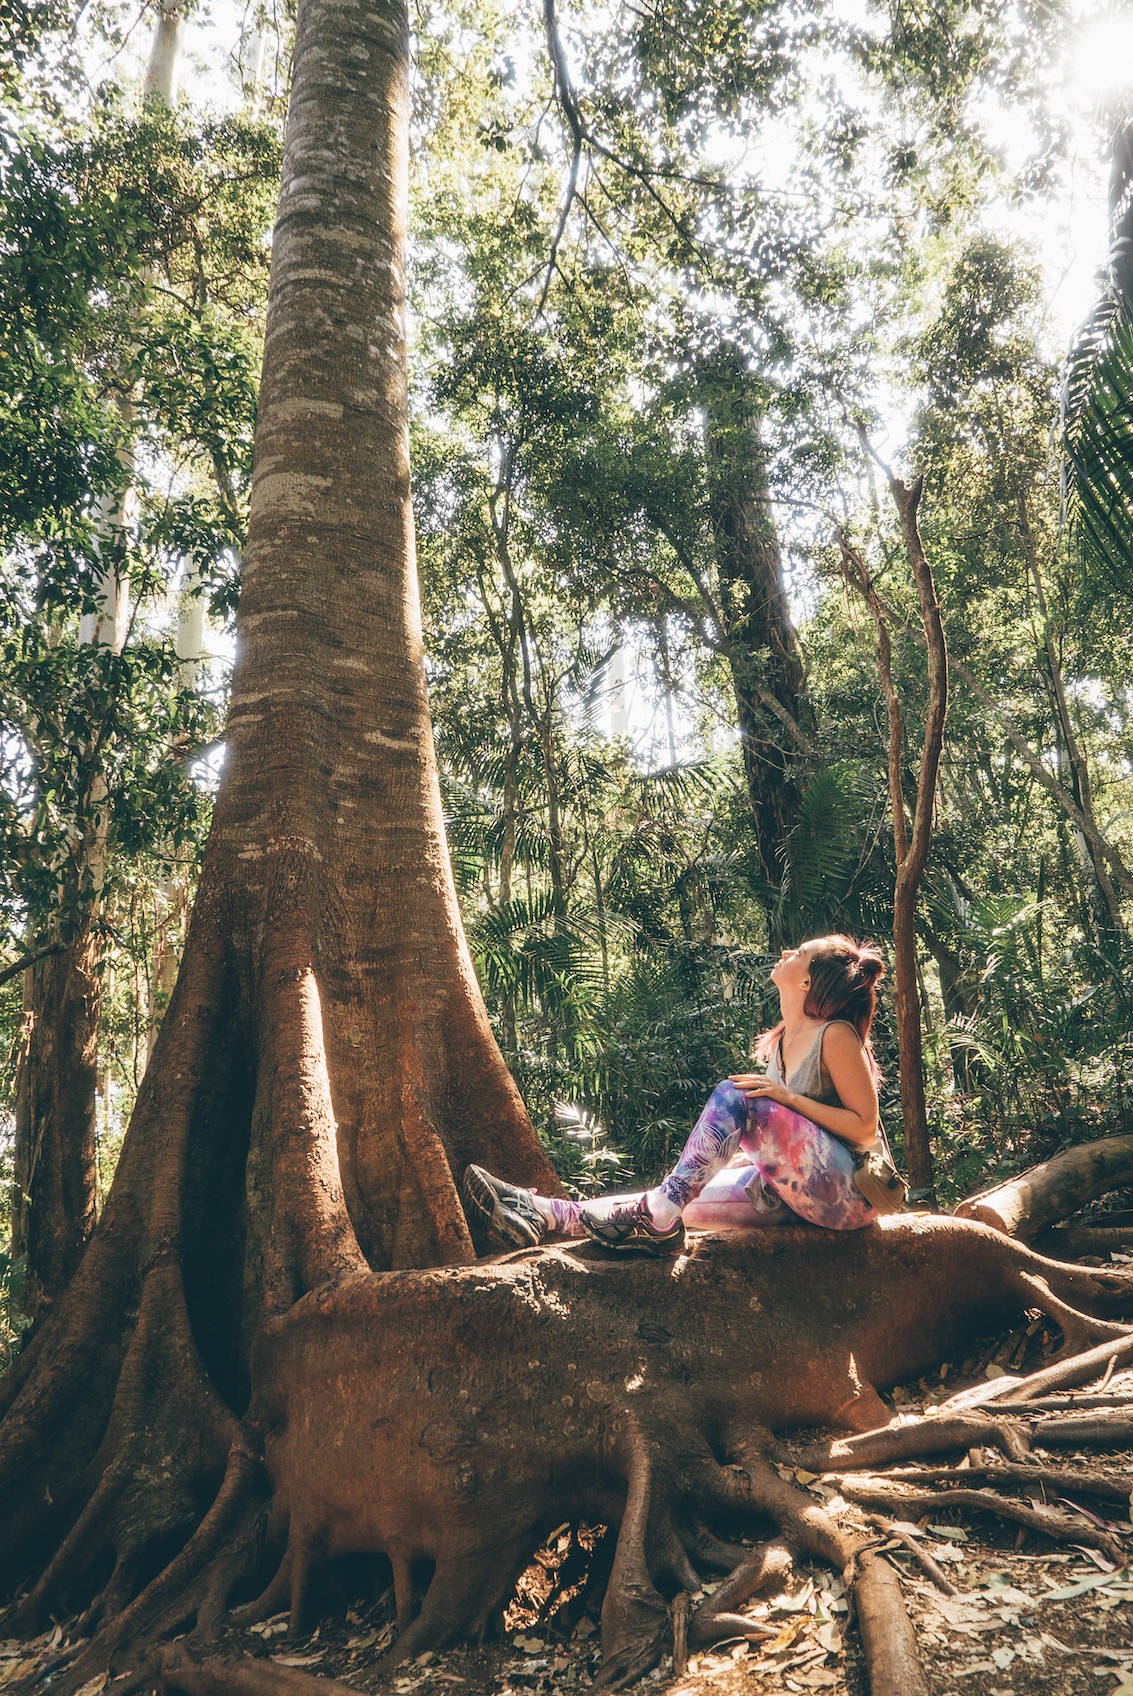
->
[700,349,812,903]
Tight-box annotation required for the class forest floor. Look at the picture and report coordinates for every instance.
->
[1,1318,1131,1696]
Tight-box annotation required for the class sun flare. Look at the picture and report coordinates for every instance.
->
[1069,11,1133,101]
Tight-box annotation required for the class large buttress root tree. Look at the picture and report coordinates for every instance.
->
[0,0,556,1648]
[3,6,1132,1696]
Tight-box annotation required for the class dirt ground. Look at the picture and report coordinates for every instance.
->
[2,1348,1131,1696]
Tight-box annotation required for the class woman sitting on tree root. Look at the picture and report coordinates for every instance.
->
[465,934,888,1259]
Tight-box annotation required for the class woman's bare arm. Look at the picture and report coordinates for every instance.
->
[730,1023,879,1147]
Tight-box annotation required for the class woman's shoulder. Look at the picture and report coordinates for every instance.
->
[820,1019,867,1057]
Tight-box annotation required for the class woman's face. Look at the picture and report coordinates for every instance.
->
[770,938,826,998]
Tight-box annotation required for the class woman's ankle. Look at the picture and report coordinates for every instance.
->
[647,1189,681,1228]
[535,1193,585,1237]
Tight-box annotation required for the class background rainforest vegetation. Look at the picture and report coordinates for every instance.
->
[2,0,1132,1345]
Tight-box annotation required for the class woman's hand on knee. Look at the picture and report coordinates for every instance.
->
[730,1073,788,1106]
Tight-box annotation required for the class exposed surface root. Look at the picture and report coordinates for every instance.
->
[223,1221,1133,1696]
[836,1479,1124,1560]
[723,1443,931,1696]
[997,1330,1133,1401]
[688,1539,793,1645]
[1035,1221,1133,1257]
[100,1439,263,1652]
[853,1549,930,1696]
[845,1457,1133,1503]
[861,1511,959,1594]
[1035,1411,1133,1445]
[790,1413,1033,1472]
[157,1644,364,1695]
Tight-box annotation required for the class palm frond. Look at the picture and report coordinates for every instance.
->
[468,890,606,1013]
[1061,118,1133,593]
[768,763,877,935]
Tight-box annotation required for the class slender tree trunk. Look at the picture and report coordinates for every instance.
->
[10,936,99,1310]
[838,465,947,1199]
[496,744,520,1054]
[872,591,1133,907]
[656,615,679,765]
[10,5,186,1319]
[924,927,981,1093]
[147,541,208,1059]
[699,348,812,910]
[1015,489,1122,930]
[473,510,529,1055]
[144,2,182,104]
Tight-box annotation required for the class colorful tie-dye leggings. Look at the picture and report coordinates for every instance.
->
[660,1080,877,1229]
[544,1080,877,1236]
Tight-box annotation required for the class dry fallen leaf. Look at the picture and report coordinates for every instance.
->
[766,1583,815,1616]
[986,1586,1032,1608]
[0,1661,40,1688]
[814,1619,843,1654]
[765,1617,806,1655]
[250,1616,289,1638]
[1044,1568,1133,1601]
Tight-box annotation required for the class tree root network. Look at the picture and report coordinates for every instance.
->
[2,1217,1132,1696]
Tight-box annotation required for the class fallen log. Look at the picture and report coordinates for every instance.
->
[1033,1222,1133,1258]
[954,1135,1133,1241]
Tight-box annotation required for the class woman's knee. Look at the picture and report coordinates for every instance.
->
[706,1079,748,1124]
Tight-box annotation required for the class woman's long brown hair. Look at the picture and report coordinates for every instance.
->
[754,934,885,1081]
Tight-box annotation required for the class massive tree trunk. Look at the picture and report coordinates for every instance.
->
[699,348,812,903]
[0,0,554,1634]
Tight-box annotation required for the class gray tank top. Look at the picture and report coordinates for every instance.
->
[767,1019,850,1107]
[765,1019,883,1155]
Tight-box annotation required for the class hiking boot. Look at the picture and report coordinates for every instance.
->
[463,1164,548,1249]
[579,1194,686,1257]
